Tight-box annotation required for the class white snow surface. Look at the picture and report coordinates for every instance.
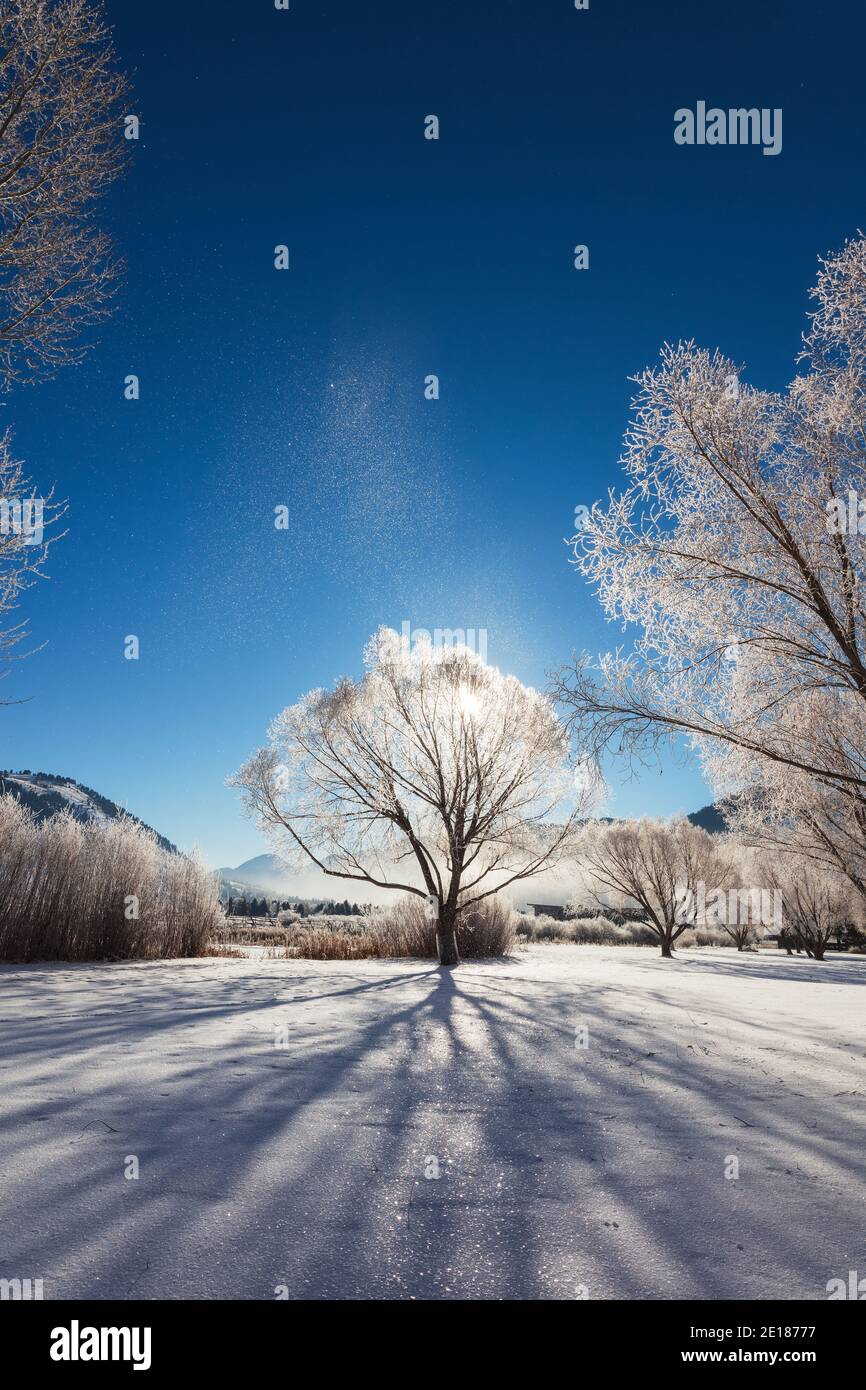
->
[0,945,863,1301]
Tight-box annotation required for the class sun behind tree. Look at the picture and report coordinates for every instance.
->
[231,627,589,965]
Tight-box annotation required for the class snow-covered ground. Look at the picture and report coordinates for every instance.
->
[1,945,863,1300]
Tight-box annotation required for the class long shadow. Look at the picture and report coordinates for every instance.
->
[1,949,864,1299]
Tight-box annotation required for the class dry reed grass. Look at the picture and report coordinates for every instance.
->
[0,793,222,961]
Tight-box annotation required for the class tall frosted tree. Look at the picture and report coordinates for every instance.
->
[556,235,866,896]
[232,628,587,965]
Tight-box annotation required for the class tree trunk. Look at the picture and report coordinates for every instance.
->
[436,927,459,966]
[660,940,673,959]
[436,904,460,967]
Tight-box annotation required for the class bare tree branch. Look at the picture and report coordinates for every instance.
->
[0,0,130,387]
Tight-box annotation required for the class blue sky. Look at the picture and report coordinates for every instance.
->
[3,0,865,867]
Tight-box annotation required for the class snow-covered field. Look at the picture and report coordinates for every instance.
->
[1,945,863,1301]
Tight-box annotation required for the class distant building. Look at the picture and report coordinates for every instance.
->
[528,903,567,921]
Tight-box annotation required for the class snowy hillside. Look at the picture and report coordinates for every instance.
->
[0,771,176,854]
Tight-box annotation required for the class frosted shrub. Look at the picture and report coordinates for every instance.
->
[271,894,516,960]
[515,913,660,946]
[458,896,516,956]
[569,916,633,944]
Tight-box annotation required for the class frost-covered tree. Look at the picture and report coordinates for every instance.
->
[556,236,866,879]
[0,0,128,688]
[231,627,587,965]
[700,839,774,951]
[0,0,130,387]
[714,734,866,912]
[577,816,728,957]
[759,855,854,961]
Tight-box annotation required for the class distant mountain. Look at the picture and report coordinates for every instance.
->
[0,771,177,854]
[687,801,733,834]
[217,853,295,895]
